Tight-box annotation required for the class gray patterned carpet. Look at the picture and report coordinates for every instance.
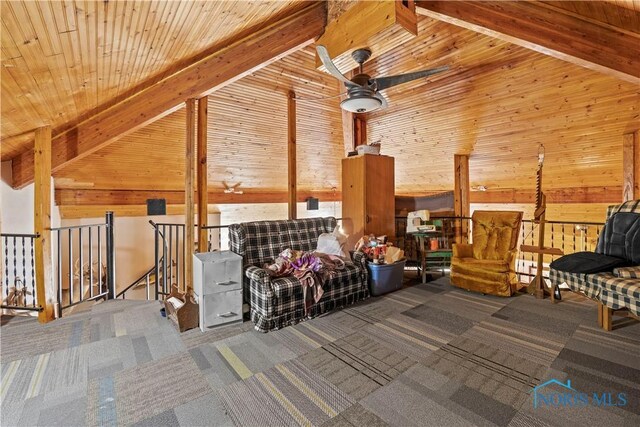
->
[2,276,639,427]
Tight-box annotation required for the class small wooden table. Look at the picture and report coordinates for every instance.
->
[410,233,452,284]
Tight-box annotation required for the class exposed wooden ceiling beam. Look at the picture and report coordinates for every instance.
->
[11,2,326,189]
[55,189,341,206]
[415,1,640,84]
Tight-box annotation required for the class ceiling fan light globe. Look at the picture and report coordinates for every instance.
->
[340,96,382,113]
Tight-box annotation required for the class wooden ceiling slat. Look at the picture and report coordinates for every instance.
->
[1,0,304,160]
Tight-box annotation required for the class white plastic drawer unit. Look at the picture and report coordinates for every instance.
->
[193,251,243,331]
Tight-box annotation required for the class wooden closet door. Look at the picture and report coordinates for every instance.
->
[365,155,395,240]
[342,156,366,249]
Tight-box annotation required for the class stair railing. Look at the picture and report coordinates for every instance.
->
[1,232,41,312]
[51,212,115,314]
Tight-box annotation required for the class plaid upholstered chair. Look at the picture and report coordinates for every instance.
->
[229,217,369,332]
[549,200,640,330]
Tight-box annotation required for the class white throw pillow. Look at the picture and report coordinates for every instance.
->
[316,226,350,260]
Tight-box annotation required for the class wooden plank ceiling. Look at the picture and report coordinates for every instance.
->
[0,0,305,159]
[3,1,639,211]
[366,14,639,195]
[53,46,345,194]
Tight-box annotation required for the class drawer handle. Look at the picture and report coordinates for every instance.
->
[216,280,236,286]
[217,311,237,318]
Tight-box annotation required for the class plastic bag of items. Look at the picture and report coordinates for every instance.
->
[317,226,350,259]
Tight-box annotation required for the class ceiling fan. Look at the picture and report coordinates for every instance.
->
[223,182,243,195]
[317,45,449,113]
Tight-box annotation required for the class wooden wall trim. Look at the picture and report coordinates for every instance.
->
[55,189,342,206]
[469,186,624,204]
[415,1,640,84]
[10,2,326,189]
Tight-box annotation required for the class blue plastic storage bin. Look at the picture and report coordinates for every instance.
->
[367,260,406,296]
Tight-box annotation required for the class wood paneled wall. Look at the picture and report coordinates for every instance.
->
[52,47,344,194]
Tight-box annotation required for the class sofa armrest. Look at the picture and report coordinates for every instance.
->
[352,250,369,282]
[453,243,473,259]
[245,266,271,285]
[244,265,274,299]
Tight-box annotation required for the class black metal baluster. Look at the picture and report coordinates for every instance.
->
[162,225,167,295]
[12,236,17,294]
[168,226,173,291]
[21,237,26,306]
[69,229,73,306]
[98,226,102,298]
[89,227,94,299]
[79,228,84,302]
[4,236,8,299]
[31,237,36,307]
[57,230,62,311]
[182,225,186,291]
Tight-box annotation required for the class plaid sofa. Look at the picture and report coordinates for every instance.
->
[229,217,369,332]
[549,200,640,321]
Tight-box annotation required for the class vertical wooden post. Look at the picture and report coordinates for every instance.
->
[354,115,367,147]
[623,133,635,201]
[635,131,640,198]
[288,91,297,220]
[339,71,355,156]
[34,126,54,322]
[185,99,196,290]
[454,154,470,243]
[197,97,208,252]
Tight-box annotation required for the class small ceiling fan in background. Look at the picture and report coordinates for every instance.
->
[223,182,243,194]
[316,45,449,113]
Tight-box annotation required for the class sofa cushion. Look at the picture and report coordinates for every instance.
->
[549,251,627,274]
[596,212,640,264]
[589,273,640,300]
[471,211,522,260]
[613,266,640,279]
[549,269,598,298]
[270,262,361,299]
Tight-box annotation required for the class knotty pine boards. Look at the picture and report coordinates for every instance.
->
[52,46,344,194]
[0,0,305,159]
[366,15,639,195]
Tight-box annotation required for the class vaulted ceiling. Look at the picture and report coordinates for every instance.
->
[1,1,639,212]
[1,0,306,158]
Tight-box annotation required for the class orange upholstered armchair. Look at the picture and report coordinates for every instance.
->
[450,211,523,296]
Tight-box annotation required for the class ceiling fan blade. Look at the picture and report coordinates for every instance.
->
[374,92,388,109]
[371,66,449,91]
[316,45,361,87]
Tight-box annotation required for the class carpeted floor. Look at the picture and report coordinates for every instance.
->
[2,276,639,427]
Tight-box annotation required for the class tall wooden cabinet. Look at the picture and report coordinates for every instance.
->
[342,154,395,249]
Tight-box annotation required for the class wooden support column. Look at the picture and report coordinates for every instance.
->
[454,154,470,243]
[354,115,367,147]
[288,91,297,220]
[339,71,355,156]
[34,126,54,323]
[185,99,196,290]
[197,97,208,252]
[623,131,639,201]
